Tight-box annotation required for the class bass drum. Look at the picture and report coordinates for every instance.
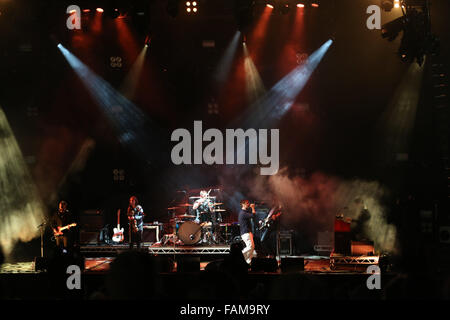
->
[177,221,202,245]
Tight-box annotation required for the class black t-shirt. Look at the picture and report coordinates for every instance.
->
[238,208,254,235]
[50,210,74,236]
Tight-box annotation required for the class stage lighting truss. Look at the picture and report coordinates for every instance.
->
[381,0,439,65]
[186,1,198,14]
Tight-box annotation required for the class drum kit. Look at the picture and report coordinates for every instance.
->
[161,194,235,246]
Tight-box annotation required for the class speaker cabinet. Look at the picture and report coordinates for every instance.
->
[251,257,278,272]
[79,210,104,231]
[79,231,100,245]
[280,257,304,273]
[335,232,351,254]
[278,232,293,256]
[34,257,49,271]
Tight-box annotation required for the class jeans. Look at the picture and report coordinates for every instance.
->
[241,232,255,264]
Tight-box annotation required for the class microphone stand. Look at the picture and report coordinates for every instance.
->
[37,222,46,258]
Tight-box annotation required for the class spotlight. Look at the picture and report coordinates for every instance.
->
[96,8,104,13]
[381,16,405,41]
[394,0,400,8]
[281,3,290,14]
[297,3,305,8]
[145,35,151,47]
[108,8,120,19]
[266,3,274,9]
[233,0,254,33]
[82,9,91,13]
[382,5,439,65]
[380,0,394,11]
[186,0,198,14]
[311,2,319,8]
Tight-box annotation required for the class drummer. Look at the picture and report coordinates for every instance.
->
[192,190,215,226]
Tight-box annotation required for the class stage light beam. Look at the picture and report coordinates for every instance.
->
[0,107,46,257]
[214,31,241,86]
[243,42,266,103]
[120,45,148,100]
[57,44,163,166]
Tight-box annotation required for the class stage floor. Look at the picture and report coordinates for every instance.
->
[0,255,372,275]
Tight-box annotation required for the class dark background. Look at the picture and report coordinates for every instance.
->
[0,0,449,262]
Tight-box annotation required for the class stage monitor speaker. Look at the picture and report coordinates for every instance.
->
[177,257,200,273]
[250,257,278,272]
[351,241,374,256]
[79,210,104,231]
[79,231,100,245]
[280,257,304,273]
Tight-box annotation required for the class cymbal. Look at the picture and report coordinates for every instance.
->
[167,207,178,210]
[177,203,193,207]
[176,215,196,219]
[213,203,223,206]
[213,209,226,212]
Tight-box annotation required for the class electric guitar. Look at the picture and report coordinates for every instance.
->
[112,209,124,243]
[53,223,77,236]
[258,206,281,231]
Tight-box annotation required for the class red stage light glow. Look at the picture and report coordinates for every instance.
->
[82,9,91,13]
[311,3,319,7]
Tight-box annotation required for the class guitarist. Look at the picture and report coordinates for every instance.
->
[50,200,76,253]
[127,196,145,250]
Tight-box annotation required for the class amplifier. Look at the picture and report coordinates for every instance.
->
[335,232,351,254]
[351,241,375,256]
[79,231,100,245]
[142,225,161,243]
[79,210,104,231]
[278,231,293,256]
